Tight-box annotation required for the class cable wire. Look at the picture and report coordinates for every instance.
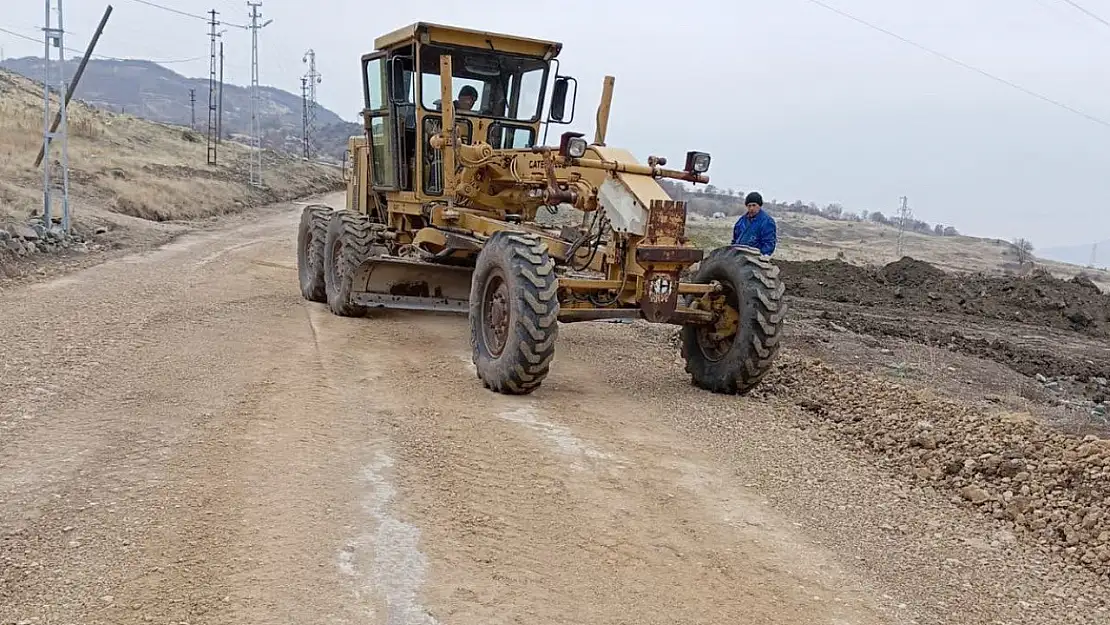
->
[0,24,207,65]
[119,0,246,29]
[802,0,1110,130]
[1056,0,1110,29]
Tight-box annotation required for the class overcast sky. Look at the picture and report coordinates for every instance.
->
[3,0,1110,248]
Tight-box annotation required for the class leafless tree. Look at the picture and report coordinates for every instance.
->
[1013,238,1035,265]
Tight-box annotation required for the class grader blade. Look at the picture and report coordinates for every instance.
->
[348,257,474,313]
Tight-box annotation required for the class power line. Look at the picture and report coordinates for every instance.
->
[802,0,1110,130]
[1,23,204,64]
[119,0,247,29]
[1057,0,1110,29]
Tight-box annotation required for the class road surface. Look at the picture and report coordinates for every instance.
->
[1,194,1095,625]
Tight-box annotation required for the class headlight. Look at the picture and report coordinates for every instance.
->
[567,136,588,158]
[685,151,711,173]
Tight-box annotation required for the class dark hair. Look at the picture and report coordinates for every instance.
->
[459,85,478,99]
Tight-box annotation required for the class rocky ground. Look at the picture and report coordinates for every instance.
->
[2,199,1110,624]
[772,256,1110,587]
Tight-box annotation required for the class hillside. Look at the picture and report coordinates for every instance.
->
[0,57,361,162]
[655,181,1110,290]
[0,67,343,281]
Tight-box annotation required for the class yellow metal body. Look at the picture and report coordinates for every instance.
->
[345,21,716,324]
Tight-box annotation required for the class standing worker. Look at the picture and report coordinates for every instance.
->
[731,191,777,256]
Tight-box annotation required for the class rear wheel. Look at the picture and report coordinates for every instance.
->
[681,245,786,394]
[469,231,559,395]
[297,204,331,303]
[324,210,379,317]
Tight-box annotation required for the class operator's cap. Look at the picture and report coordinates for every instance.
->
[745,191,763,206]
[459,85,478,99]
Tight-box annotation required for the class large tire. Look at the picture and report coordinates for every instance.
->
[469,231,559,395]
[680,245,786,394]
[297,204,331,302]
[323,209,376,317]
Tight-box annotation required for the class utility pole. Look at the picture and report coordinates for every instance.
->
[896,195,912,258]
[247,2,272,187]
[300,76,309,159]
[40,0,71,232]
[189,88,196,129]
[217,38,224,144]
[205,9,219,165]
[302,48,321,160]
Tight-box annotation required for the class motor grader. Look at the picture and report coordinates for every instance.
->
[296,21,786,395]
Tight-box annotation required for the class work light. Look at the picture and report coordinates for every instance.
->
[685,151,711,173]
[566,136,588,158]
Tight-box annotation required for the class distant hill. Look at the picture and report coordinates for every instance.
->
[0,56,360,162]
[1040,240,1109,269]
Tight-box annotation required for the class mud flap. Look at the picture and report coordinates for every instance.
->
[348,256,474,313]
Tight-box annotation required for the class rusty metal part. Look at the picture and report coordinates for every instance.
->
[639,270,681,323]
[635,246,703,265]
[349,256,474,313]
[557,277,715,295]
[482,272,510,356]
[557,305,714,325]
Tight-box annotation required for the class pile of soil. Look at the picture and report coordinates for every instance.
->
[779,257,1110,338]
[764,353,1110,582]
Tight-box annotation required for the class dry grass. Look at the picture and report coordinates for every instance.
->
[0,69,343,238]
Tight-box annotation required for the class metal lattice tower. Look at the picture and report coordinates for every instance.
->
[41,0,71,232]
[302,49,321,160]
[300,76,309,159]
[189,88,196,129]
[247,2,271,187]
[205,9,219,165]
[896,195,912,257]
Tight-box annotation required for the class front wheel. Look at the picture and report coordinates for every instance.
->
[680,245,786,394]
[469,231,559,395]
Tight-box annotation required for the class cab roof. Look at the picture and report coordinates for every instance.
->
[373,21,563,59]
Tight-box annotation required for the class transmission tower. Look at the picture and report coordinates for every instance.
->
[896,195,913,257]
[302,48,321,160]
[40,0,71,232]
[247,2,272,187]
[300,76,310,159]
[205,9,219,165]
[1091,243,1099,269]
[189,88,196,129]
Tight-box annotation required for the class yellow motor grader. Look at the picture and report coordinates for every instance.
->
[296,21,786,395]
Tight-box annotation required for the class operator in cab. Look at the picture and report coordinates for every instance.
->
[435,85,479,113]
[455,85,478,111]
[731,191,777,257]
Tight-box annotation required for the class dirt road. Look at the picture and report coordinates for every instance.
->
[1,195,1103,625]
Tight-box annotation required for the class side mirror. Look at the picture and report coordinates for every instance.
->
[550,75,577,123]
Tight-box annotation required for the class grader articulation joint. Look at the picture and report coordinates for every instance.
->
[297,21,786,395]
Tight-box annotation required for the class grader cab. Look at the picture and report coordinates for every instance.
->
[297,21,786,395]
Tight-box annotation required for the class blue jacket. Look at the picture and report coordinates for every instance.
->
[731,209,777,256]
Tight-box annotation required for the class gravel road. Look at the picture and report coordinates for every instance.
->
[1,194,1104,625]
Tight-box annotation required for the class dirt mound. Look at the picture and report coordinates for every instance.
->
[779,257,1110,338]
[880,256,947,286]
[762,353,1110,582]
